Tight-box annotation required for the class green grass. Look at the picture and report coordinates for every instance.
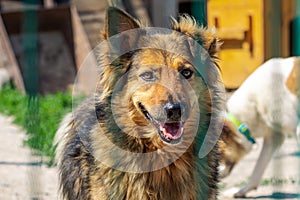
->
[219,182,227,191]
[234,180,248,188]
[0,83,74,165]
[234,177,300,189]
[261,177,300,186]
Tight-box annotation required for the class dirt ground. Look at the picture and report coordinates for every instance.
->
[220,137,300,199]
[1,113,300,200]
[0,115,58,200]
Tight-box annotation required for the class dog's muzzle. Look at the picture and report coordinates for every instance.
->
[139,102,185,144]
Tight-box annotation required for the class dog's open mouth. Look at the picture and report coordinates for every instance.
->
[138,103,183,144]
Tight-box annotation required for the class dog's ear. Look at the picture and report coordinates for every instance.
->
[205,36,221,58]
[191,29,222,59]
[105,7,140,37]
[286,58,300,96]
[171,16,222,58]
[103,7,142,53]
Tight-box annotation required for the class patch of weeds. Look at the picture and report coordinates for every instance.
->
[219,182,228,190]
[261,177,287,186]
[0,83,79,165]
[234,180,248,188]
[261,177,300,186]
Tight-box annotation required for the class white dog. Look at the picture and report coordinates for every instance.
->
[226,57,299,197]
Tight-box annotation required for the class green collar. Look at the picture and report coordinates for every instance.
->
[226,113,256,144]
[226,113,242,128]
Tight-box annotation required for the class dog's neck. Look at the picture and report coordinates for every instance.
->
[90,143,216,199]
[226,112,256,144]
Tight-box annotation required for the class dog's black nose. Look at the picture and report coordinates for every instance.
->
[164,102,184,121]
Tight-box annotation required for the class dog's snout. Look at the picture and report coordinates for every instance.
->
[164,102,184,121]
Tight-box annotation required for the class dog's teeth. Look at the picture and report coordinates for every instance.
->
[160,127,171,140]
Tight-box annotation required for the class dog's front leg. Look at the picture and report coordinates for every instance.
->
[296,124,300,145]
[234,132,284,198]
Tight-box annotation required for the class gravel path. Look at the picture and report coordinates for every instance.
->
[220,138,300,199]
[0,115,58,200]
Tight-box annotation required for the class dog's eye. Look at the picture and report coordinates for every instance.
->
[180,68,193,79]
[140,71,156,81]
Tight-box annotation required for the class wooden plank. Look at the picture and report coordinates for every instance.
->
[281,0,297,57]
[71,5,98,95]
[0,15,25,93]
[1,6,78,95]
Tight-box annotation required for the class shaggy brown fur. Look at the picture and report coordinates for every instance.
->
[56,7,223,200]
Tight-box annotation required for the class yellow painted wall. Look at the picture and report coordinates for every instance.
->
[207,0,264,88]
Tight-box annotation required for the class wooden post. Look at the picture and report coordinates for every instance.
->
[264,0,282,59]
[71,6,97,95]
[0,15,25,93]
[191,0,207,26]
[23,7,39,96]
[292,0,300,56]
[151,0,178,27]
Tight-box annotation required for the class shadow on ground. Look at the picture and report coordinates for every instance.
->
[244,192,300,199]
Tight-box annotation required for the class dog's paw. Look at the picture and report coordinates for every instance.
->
[233,185,257,198]
[234,191,246,198]
[234,186,250,198]
[222,187,240,197]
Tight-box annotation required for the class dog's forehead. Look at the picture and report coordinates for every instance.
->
[133,49,189,71]
[143,33,192,53]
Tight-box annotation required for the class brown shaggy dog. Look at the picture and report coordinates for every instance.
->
[56,7,223,200]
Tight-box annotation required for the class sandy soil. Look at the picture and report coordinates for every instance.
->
[0,115,58,200]
[220,138,300,199]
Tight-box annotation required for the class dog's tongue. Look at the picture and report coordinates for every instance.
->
[160,122,183,140]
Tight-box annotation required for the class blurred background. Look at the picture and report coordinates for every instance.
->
[1,0,300,93]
